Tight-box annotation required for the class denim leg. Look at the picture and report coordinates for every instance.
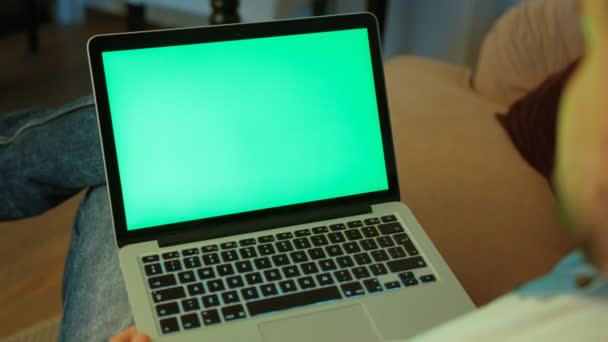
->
[59,186,133,342]
[0,95,104,220]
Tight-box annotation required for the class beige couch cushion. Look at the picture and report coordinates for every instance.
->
[473,0,583,106]
[385,56,574,306]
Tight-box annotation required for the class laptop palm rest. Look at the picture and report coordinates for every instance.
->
[258,304,381,342]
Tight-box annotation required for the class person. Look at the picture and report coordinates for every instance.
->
[0,0,605,340]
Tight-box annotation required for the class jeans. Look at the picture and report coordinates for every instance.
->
[0,96,132,341]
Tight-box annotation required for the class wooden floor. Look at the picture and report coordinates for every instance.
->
[0,11,132,339]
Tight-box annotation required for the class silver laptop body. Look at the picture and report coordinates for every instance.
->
[88,13,474,342]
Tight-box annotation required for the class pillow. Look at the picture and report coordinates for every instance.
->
[474,0,583,106]
[496,61,579,181]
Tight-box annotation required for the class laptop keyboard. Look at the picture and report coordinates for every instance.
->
[141,214,436,334]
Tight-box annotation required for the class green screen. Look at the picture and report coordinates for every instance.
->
[102,28,388,231]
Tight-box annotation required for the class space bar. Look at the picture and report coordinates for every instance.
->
[247,286,342,316]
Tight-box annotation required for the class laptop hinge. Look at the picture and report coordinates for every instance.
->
[157,202,372,248]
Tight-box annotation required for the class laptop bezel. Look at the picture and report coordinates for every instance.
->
[88,13,400,248]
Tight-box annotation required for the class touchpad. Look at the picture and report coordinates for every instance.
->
[258,304,381,342]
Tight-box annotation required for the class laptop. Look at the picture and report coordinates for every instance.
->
[87,13,473,341]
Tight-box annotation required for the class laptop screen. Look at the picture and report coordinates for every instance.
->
[101,28,389,231]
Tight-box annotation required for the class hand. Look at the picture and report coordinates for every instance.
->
[109,326,150,342]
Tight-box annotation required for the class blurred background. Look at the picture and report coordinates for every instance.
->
[0,0,521,340]
[0,0,521,113]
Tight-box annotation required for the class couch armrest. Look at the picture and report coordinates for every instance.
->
[385,56,574,306]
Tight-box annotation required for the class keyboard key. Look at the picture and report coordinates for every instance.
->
[162,251,179,260]
[152,286,186,303]
[241,286,260,300]
[385,281,401,290]
[142,255,159,263]
[312,226,328,234]
[226,275,244,289]
[336,255,355,268]
[160,317,180,334]
[363,278,383,293]
[402,277,419,287]
[388,246,407,259]
[316,273,334,286]
[156,302,180,317]
[297,276,316,289]
[222,290,240,304]
[272,254,290,266]
[264,269,282,281]
[247,286,341,316]
[376,236,395,248]
[341,281,365,297]
[361,226,379,238]
[178,271,196,284]
[370,250,389,263]
[360,239,379,251]
[381,214,398,222]
[258,244,276,256]
[202,253,220,265]
[282,265,300,278]
[148,274,176,289]
[245,272,263,285]
[328,232,346,244]
[308,248,326,260]
[183,256,202,269]
[392,233,410,245]
[343,242,361,254]
[261,283,279,297]
[279,279,298,293]
[182,248,199,256]
[290,251,308,263]
[352,266,371,279]
[325,245,344,257]
[207,279,225,292]
[180,313,201,329]
[197,267,215,280]
[239,238,256,247]
[222,304,247,321]
[201,294,220,308]
[164,260,182,272]
[293,237,312,250]
[310,235,329,247]
[254,257,272,269]
[353,253,372,265]
[181,298,200,311]
[236,260,254,273]
[276,232,293,240]
[300,262,319,274]
[394,235,419,256]
[387,257,427,273]
[201,245,218,253]
[221,250,239,263]
[201,309,221,325]
[239,247,257,259]
[363,217,380,225]
[329,223,346,231]
[420,274,437,283]
[347,220,364,228]
[145,263,162,276]
[319,259,337,271]
[217,264,234,276]
[345,230,363,241]
[378,222,404,235]
[258,235,275,243]
[187,282,205,296]
[276,240,294,253]
[294,229,311,237]
[399,271,414,280]
[334,270,352,283]
[220,241,237,249]
[369,263,388,276]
